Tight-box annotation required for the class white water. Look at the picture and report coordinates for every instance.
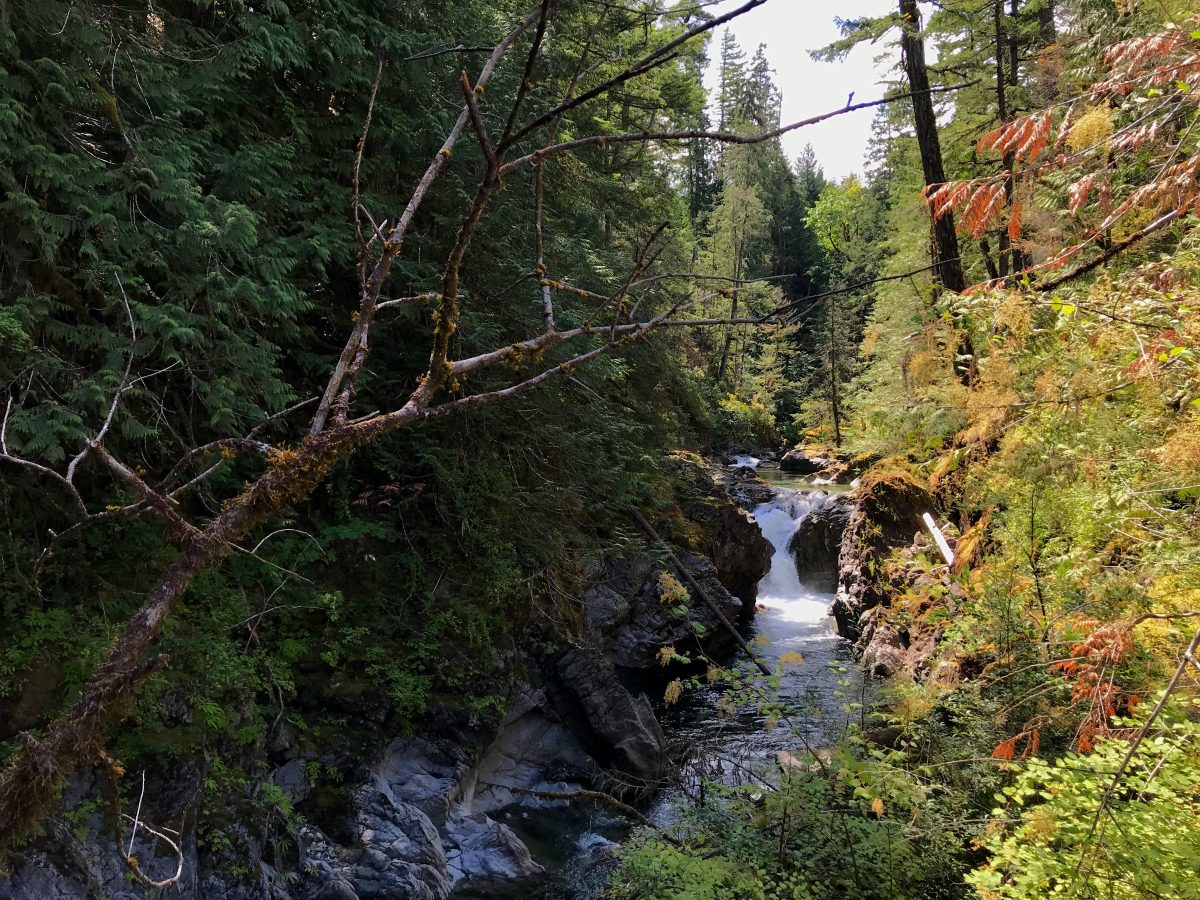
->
[733,453,761,468]
[752,491,837,628]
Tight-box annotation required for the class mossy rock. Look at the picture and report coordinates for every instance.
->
[854,459,935,548]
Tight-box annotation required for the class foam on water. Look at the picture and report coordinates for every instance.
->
[752,491,835,628]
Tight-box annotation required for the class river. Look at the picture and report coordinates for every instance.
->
[459,463,863,899]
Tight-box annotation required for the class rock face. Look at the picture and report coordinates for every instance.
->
[669,457,772,602]
[832,464,934,642]
[545,647,666,787]
[788,494,854,592]
[679,498,772,602]
[854,533,967,681]
[583,554,747,669]
[827,463,966,682]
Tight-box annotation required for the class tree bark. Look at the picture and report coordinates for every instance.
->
[716,242,743,383]
[899,0,965,293]
[828,295,841,447]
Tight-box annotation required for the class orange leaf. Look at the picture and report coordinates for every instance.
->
[871,797,885,818]
[992,738,1016,761]
[1008,202,1022,241]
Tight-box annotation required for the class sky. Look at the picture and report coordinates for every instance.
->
[703,0,897,181]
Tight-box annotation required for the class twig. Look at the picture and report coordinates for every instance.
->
[66,274,138,484]
[353,57,384,262]
[459,70,498,170]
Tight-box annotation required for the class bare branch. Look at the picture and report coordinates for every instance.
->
[353,57,384,268]
[156,437,274,493]
[498,0,555,148]
[501,81,979,176]
[67,274,138,484]
[460,70,498,170]
[1,391,89,518]
[533,162,555,332]
[506,0,769,146]
[376,292,441,311]
[90,443,198,544]
[309,5,545,436]
[403,43,495,62]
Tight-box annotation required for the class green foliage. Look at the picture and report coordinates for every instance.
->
[970,696,1200,899]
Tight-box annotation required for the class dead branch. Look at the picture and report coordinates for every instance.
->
[460,70,498,170]
[504,785,679,845]
[506,0,768,146]
[89,443,197,544]
[533,162,555,332]
[115,772,184,890]
[308,6,545,435]
[353,57,384,269]
[498,0,555,147]
[500,81,979,175]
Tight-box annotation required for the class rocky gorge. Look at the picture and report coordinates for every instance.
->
[1,449,963,900]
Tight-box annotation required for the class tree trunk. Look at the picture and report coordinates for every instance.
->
[828,296,841,447]
[898,0,965,293]
[717,245,743,383]
[995,0,1013,277]
[1038,0,1056,46]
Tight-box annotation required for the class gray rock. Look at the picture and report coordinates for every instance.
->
[549,647,666,787]
[274,758,312,805]
[788,494,854,592]
[471,691,590,812]
[582,584,630,635]
[374,737,469,827]
[780,449,829,474]
[311,879,359,900]
[678,497,772,602]
[584,555,745,670]
[861,623,907,679]
[443,813,542,883]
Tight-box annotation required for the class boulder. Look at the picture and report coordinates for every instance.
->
[547,647,666,787]
[443,813,542,885]
[788,494,854,592]
[350,785,450,899]
[779,448,829,474]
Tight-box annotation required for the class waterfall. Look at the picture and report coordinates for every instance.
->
[751,490,835,628]
[733,453,761,469]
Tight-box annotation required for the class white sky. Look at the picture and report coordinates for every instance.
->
[703,0,898,180]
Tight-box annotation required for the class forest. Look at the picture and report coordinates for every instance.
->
[1,0,1199,897]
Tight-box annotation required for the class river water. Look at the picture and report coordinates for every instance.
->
[646,478,864,808]
[478,466,863,898]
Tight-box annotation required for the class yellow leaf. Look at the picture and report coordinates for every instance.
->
[871,797,885,818]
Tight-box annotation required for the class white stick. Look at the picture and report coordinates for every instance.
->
[923,512,955,566]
